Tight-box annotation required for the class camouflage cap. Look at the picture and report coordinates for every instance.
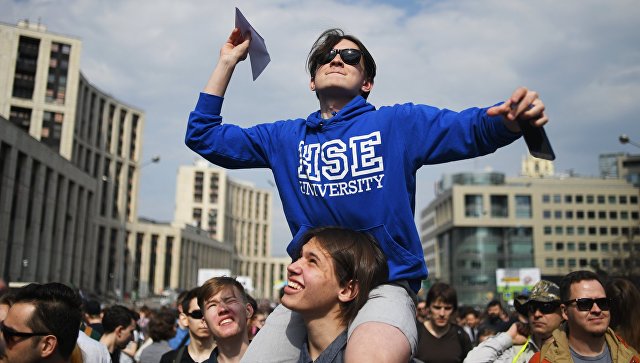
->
[514,280,561,315]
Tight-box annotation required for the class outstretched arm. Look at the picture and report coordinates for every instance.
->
[204,28,250,97]
[487,87,549,133]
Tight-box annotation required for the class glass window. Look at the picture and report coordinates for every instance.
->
[542,194,550,203]
[589,242,598,251]
[599,227,608,235]
[586,195,594,204]
[565,195,573,203]
[602,259,610,268]
[543,210,551,219]
[588,227,597,235]
[554,210,562,219]
[553,194,561,203]
[557,259,565,267]
[612,243,620,251]
[580,259,588,267]
[566,226,575,235]
[611,227,619,235]
[465,194,483,217]
[621,211,629,220]
[631,196,638,204]
[568,242,576,251]
[609,211,618,219]
[632,211,639,220]
[608,195,616,204]
[579,242,587,251]
[587,211,595,219]
[555,226,564,235]
[576,195,584,204]
[598,211,607,219]
[620,195,628,204]
[545,258,553,267]
[568,259,577,268]
[544,242,553,251]
[601,243,609,252]
[597,195,605,204]
[544,226,552,235]
[577,211,585,219]
[515,195,532,218]
[565,210,574,219]
[555,242,564,251]
[490,195,508,218]
[577,226,586,235]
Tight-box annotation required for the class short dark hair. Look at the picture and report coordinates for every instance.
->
[102,305,137,334]
[487,299,503,311]
[180,287,200,314]
[307,28,377,99]
[560,270,605,302]
[148,308,177,341]
[296,226,388,325]
[13,282,82,360]
[426,282,458,312]
[198,276,249,311]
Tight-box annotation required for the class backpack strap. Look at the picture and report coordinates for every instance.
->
[173,345,187,363]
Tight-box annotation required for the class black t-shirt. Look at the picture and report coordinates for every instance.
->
[415,323,472,363]
[160,346,211,363]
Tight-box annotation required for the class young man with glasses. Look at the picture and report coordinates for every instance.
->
[161,287,215,363]
[464,280,564,363]
[186,27,549,363]
[197,277,254,363]
[1,282,82,363]
[529,271,639,363]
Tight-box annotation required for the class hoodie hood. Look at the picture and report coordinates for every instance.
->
[305,95,376,129]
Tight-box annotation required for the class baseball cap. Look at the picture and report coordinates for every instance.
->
[514,280,561,315]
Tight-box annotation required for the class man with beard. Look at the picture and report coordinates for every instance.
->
[415,282,472,363]
[99,305,138,363]
[464,280,564,363]
[197,277,253,363]
[161,287,216,363]
[529,271,639,363]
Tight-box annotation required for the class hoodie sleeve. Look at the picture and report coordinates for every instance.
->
[185,93,278,169]
[391,102,521,168]
[463,332,515,363]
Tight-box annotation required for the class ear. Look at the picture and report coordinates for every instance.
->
[39,335,58,358]
[245,303,254,320]
[338,280,359,303]
[361,79,373,94]
[560,304,569,321]
[178,311,190,327]
[310,77,316,92]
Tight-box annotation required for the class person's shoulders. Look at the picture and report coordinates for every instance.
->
[160,349,178,363]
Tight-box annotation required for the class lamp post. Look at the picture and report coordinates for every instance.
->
[619,134,640,149]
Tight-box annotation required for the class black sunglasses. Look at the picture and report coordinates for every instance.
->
[321,49,362,66]
[1,323,51,343]
[185,309,203,319]
[563,297,612,312]
[527,301,560,314]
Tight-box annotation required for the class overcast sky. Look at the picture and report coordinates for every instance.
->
[3,0,639,256]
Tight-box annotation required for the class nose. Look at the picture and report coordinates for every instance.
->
[287,260,302,275]
[329,54,344,66]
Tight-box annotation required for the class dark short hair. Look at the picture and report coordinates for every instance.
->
[307,28,377,99]
[13,282,82,360]
[560,270,605,302]
[426,282,458,312]
[297,226,388,326]
[198,276,249,311]
[148,308,177,341]
[83,299,101,316]
[487,299,503,311]
[102,305,137,334]
[181,288,200,314]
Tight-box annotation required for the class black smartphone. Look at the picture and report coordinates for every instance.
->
[517,118,556,161]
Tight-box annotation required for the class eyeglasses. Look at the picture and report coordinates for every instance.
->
[527,302,560,314]
[563,297,612,312]
[320,49,362,66]
[0,323,51,343]
[185,310,203,319]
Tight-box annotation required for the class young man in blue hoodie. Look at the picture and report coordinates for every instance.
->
[186,28,549,362]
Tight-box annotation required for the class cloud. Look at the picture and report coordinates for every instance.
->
[3,0,639,255]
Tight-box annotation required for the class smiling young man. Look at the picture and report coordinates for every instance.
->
[464,280,564,363]
[197,277,254,363]
[281,227,388,363]
[187,27,549,362]
[529,271,640,363]
[415,282,472,363]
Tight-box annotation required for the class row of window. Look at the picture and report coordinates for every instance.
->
[542,194,638,205]
[545,257,640,269]
[543,225,639,236]
[543,210,640,220]
[544,241,640,252]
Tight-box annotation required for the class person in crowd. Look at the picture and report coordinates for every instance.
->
[198,276,254,362]
[461,307,480,347]
[477,327,497,344]
[248,308,267,341]
[1,282,82,363]
[161,287,215,363]
[529,270,640,363]
[464,280,564,363]
[81,299,103,340]
[169,291,192,350]
[76,329,111,363]
[415,282,472,363]
[480,300,514,334]
[100,305,138,363]
[606,278,640,352]
[416,300,428,323]
[186,24,549,363]
[139,308,177,363]
[281,226,388,362]
[137,305,152,343]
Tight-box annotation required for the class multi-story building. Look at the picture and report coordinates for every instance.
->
[420,157,640,305]
[174,161,289,300]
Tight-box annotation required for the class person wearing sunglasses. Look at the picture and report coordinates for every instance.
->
[160,287,215,363]
[1,282,82,363]
[464,280,564,363]
[187,26,549,363]
[529,270,640,363]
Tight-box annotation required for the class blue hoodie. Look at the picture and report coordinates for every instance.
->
[186,93,520,292]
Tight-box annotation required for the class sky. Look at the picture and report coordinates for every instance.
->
[3,0,640,257]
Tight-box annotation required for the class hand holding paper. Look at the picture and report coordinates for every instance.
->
[235,7,271,80]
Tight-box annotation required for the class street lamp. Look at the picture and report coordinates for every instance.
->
[619,134,640,149]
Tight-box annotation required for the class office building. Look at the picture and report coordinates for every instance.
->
[420,158,640,305]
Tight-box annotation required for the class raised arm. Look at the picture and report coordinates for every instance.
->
[487,87,549,133]
[204,28,251,97]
